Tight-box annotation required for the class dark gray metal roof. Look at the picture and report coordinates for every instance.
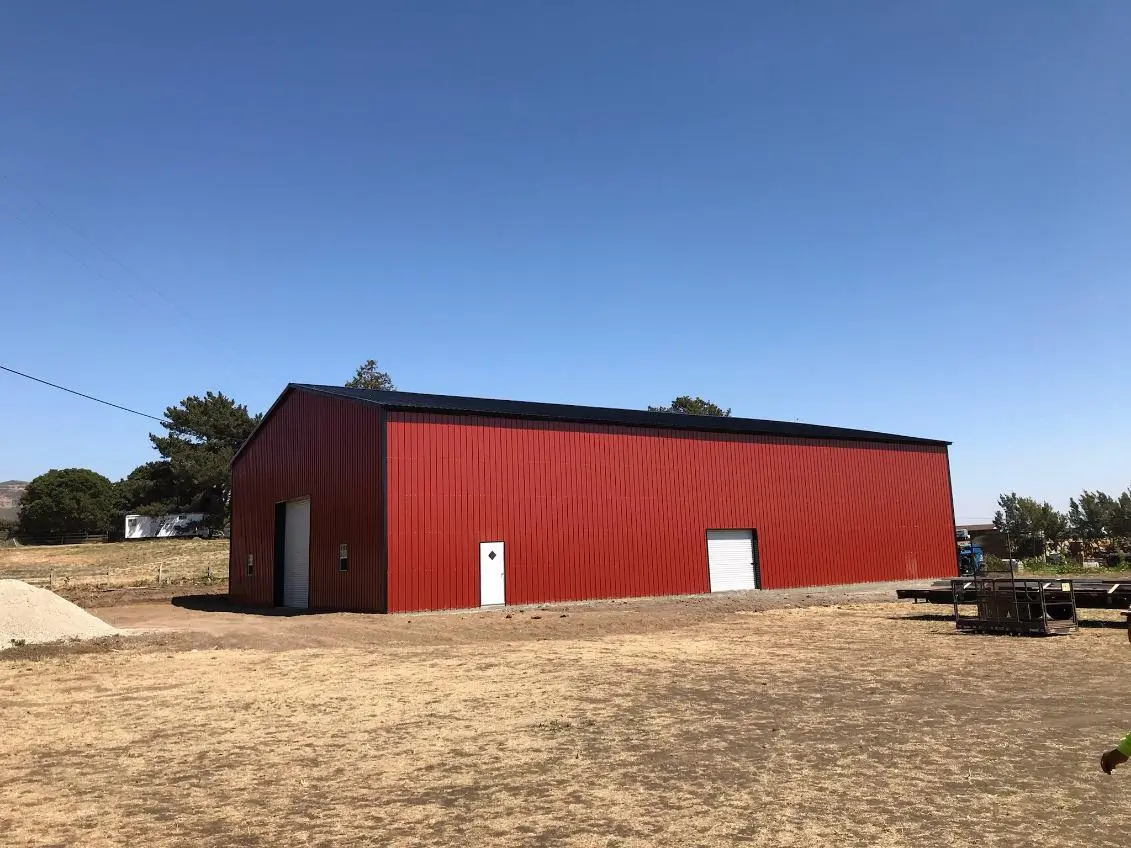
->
[288,384,950,447]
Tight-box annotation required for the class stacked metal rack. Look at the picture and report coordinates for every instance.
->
[950,561,1078,636]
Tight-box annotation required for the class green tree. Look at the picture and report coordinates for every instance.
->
[993,492,1035,551]
[1034,500,1070,547]
[149,392,262,528]
[648,395,731,416]
[345,359,395,391]
[116,461,183,516]
[1111,488,1131,549]
[17,468,119,538]
[992,493,1068,556]
[1068,490,1117,550]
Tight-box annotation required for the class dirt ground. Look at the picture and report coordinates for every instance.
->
[3,587,1131,848]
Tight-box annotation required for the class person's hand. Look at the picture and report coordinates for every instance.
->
[1101,749,1128,774]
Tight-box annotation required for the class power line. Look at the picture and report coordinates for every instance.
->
[0,173,246,365]
[1,172,200,321]
[2,207,157,313]
[0,363,166,423]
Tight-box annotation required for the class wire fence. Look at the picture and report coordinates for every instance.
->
[5,562,225,589]
[8,533,109,547]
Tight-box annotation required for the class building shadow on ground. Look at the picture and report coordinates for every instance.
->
[171,594,321,617]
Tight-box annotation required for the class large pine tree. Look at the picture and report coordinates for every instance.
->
[148,392,262,528]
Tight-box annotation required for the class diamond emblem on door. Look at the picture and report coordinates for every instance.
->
[480,542,506,606]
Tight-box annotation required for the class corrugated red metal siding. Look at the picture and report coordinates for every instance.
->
[228,390,384,612]
[386,413,955,612]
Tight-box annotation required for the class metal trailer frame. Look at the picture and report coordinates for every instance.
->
[950,567,1078,636]
[900,579,1130,610]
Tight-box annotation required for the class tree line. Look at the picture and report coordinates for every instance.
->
[992,490,1131,558]
[6,362,725,541]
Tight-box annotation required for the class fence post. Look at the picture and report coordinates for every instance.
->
[49,570,54,589]
[157,563,164,584]
[206,563,212,581]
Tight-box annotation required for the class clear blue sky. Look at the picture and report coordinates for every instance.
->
[1,1,1128,522]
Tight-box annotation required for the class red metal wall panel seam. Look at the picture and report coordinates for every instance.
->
[228,390,383,612]
[234,393,955,614]
[385,413,955,612]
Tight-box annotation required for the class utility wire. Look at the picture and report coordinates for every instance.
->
[1,173,200,321]
[0,363,166,423]
[0,173,245,365]
[2,207,157,313]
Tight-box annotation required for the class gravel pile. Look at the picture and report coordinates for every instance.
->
[0,579,119,649]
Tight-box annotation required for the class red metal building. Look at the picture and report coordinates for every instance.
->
[229,385,957,613]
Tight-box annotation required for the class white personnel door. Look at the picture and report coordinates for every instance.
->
[479,541,506,606]
[707,529,757,592]
[283,498,311,608]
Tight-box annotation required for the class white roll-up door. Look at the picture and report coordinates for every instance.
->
[283,498,311,609]
[707,529,757,592]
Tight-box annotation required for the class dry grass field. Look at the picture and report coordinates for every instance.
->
[0,539,228,589]
[3,590,1131,847]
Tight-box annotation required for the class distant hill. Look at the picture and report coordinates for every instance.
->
[0,480,27,521]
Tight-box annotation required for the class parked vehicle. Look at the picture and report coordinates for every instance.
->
[125,513,209,539]
[956,529,985,575]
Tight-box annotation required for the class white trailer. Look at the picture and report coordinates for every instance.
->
[124,513,209,540]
